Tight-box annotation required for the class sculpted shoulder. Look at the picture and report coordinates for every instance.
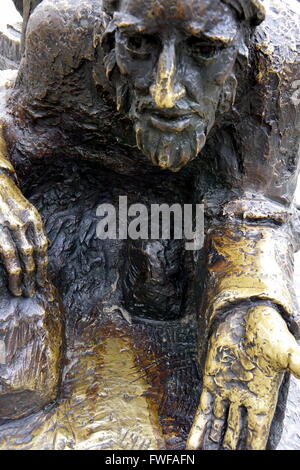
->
[19,0,106,97]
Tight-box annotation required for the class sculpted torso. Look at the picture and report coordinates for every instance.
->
[0,0,298,450]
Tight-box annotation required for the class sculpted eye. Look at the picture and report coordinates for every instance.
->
[128,35,145,51]
[125,34,154,57]
[186,36,224,60]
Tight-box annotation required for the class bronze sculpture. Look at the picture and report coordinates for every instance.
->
[0,0,298,450]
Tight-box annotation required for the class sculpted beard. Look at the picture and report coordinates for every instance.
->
[133,111,207,172]
[115,81,207,172]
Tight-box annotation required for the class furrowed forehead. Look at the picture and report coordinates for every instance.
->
[114,0,239,41]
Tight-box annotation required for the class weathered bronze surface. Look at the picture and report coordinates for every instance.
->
[0,0,298,450]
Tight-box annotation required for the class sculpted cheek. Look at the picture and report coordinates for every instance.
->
[212,49,238,85]
[178,58,204,102]
[182,69,203,100]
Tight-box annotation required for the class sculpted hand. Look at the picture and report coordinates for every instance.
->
[0,173,48,297]
[186,305,300,450]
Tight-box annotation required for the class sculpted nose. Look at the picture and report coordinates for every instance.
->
[150,39,186,109]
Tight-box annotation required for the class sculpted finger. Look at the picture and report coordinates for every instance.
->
[186,388,213,450]
[246,410,273,450]
[0,226,22,296]
[209,397,228,444]
[13,228,35,297]
[223,403,242,450]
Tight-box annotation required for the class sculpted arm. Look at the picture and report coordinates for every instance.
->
[187,218,300,450]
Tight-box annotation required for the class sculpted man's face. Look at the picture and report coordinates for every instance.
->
[108,0,241,171]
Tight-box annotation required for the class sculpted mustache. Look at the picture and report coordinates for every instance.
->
[135,97,207,119]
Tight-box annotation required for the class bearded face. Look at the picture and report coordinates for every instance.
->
[103,0,244,172]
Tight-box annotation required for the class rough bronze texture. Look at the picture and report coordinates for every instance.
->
[0,0,298,450]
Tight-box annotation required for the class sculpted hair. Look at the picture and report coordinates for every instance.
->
[222,0,265,25]
[103,0,265,26]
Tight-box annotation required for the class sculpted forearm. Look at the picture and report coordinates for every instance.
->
[202,223,299,336]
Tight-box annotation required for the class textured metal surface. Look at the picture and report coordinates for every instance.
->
[0,325,163,450]
[0,0,299,450]
[0,314,200,450]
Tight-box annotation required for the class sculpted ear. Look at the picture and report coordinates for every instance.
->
[218,73,238,114]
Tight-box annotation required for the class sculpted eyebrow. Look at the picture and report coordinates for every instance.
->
[113,12,146,33]
[186,22,237,44]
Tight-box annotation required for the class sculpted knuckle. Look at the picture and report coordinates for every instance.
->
[15,221,26,231]
[20,245,34,256]
[2,248,15,258]
[3,220,23,231]
[25,265,35,274]
[9,267,21,276]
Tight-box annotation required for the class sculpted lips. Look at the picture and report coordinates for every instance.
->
[150,113,193,132]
